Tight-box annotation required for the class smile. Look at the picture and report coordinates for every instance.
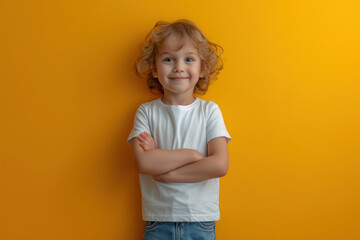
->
[169,77,189,81]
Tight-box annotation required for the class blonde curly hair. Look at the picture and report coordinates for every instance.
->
[134,19,223,95]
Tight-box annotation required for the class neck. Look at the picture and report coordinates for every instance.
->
[161,93,196,105]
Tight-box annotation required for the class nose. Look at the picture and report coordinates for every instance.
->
[173,61,185,73]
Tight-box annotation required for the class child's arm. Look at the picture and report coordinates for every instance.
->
[154,137,229,183]
[130,132,204,176]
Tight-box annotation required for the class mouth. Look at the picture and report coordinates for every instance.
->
[169,76,189,81]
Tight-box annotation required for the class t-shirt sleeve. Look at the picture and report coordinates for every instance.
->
[127,104,151,145]
[206,103,231,144]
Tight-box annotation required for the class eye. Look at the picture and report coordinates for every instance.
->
[186,57,194,62]
[163,57,173,62]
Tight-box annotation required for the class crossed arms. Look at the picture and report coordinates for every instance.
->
[130,131,229,183]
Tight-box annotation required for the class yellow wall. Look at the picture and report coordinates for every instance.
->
[1,0,359,239]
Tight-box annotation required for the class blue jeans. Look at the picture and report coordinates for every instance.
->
[144,221,216,240]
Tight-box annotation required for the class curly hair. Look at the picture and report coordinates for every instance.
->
[134,19,223,95]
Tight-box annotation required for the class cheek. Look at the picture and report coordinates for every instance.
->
[156,65,167,75]
[191,65,203,77]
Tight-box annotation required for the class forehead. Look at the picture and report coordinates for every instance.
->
[158,34,199,54]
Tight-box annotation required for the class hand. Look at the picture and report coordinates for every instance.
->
[153,175,163,181]
[138,131,156,151]
[153,172,171,182]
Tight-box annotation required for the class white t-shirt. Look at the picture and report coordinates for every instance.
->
[127,97,231,221]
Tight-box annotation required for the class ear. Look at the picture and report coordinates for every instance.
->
[199,67,205,78]
[152,69,158,78]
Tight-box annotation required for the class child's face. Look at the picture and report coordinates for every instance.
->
[153,34,204,98]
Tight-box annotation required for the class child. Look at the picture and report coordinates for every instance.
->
[128,19,231,240]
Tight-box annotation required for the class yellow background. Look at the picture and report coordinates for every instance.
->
[1,0,359,239]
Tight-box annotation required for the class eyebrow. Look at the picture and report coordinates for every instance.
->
[159,51,198,56]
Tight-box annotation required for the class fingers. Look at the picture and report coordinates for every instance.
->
[139,131,147,140]
[138,132,150,143]
[139,137,149,151]
[140,131,151,139]
[139,132,154,142]
[138,131,155,151]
